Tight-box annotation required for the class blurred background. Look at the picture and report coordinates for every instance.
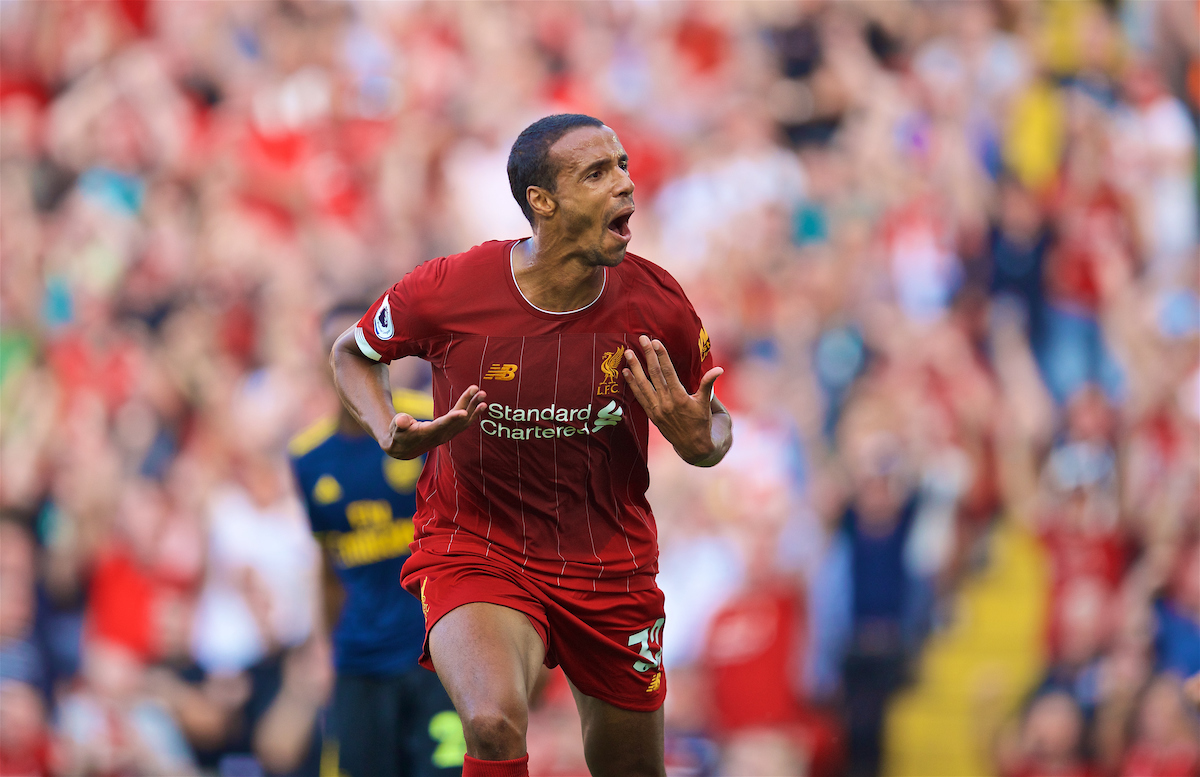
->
[1,1,1198,775]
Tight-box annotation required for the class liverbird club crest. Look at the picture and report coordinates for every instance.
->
[597,349,623,396]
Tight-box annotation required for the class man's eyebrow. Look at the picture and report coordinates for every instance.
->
[579,158,607,174]
[580,153,629,174]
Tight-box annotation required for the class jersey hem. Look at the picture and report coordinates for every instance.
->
[410,542,658,593]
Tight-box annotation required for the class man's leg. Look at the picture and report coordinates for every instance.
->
[398,664,466,777]
[567,679,665,777]
[428,602,546,763]
[329,674,399,777]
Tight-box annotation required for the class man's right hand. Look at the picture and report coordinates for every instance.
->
[381,385,487,459]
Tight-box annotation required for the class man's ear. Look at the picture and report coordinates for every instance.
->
[527,186,556,221]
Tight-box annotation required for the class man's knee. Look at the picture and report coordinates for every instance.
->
[460,703,528,760]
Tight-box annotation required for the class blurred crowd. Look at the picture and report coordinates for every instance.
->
[1,1,1198,776]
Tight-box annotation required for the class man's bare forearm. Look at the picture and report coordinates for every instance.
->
[330,326,488,461]
[330,327,395,447]
[254,686,323,774]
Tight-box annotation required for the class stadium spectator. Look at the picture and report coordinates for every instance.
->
[0,517,52,699]
[0,680,54,777]
[1119,673,1200,777]
[56,640,197,777]
[996,689,1094,777]
[822,395,927,777]
[189,393,319,676]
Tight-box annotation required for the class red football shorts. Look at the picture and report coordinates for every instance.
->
[400,549,667,713]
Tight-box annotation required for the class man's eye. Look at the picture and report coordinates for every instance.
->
[588,170,601,179]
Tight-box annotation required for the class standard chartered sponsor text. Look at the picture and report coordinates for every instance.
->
[482,401,623,440]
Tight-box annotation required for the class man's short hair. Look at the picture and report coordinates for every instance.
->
[507,114,605,225]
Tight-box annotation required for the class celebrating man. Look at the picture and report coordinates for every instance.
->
[331,114,732,777]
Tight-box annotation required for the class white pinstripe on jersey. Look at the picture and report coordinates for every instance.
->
[479,336,494,556]
[514,336,529,567]
[583,334,603,590]
[443,336,463,553]
[551,334,569,586]
[609,333,638,578]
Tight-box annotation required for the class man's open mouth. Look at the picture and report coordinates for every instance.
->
[608,208,634,241]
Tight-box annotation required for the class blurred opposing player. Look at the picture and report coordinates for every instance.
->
[290,306,464,777]
[331,114,733,777]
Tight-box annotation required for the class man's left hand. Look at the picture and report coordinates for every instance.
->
[623,334,730,467]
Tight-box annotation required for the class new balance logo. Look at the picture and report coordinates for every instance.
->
[483,363,518,381]
[591,401,623,433]
[646,672,662,693]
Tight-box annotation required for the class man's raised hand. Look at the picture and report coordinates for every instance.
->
[381,385,487,460]
[623,334,730,466]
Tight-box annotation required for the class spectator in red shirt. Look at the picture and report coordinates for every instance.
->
[701,579,844,777]
[1120,674,1200,777]
[0,681,54,777]
[86,479,195,663]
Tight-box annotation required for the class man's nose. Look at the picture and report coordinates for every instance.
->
[615,167,635,198]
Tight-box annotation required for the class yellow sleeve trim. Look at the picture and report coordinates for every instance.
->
[392,389,434,420]
[288,417,338,457]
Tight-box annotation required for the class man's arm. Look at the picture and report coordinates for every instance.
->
[623,335,732,467]
[330,326,488,460]
[252,637,332,775]
[330,326,400,448]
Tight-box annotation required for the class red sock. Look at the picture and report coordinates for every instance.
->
[462,754,530,777]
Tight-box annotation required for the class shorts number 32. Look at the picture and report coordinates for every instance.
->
[627,618,665,672]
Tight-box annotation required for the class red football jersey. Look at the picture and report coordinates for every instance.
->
[355,239,713,592]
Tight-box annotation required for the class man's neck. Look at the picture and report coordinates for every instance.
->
[512,235,606,313]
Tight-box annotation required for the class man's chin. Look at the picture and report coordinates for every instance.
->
[600,246,627,267]
[585,243,626,267]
